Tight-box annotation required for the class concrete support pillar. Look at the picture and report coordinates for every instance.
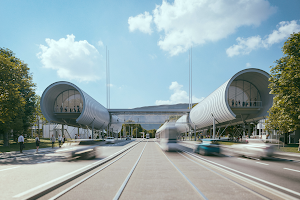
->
[194,125,196,141]
[248,124,251,138]
[213,117,216,139]
[62,124,64,138]
[92,120,94,139]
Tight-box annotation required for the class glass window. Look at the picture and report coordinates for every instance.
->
[54,90,83,113]
[228,80,261,107]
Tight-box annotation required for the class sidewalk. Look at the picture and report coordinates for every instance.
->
[0,147,59,159]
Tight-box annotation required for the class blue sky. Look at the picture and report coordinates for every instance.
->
[1,0,300,109]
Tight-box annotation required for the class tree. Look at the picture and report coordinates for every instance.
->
[0,48,36,146]
[34,95,47,137]
[265,32,300,139]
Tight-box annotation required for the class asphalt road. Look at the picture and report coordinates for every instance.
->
[1,139,299,200]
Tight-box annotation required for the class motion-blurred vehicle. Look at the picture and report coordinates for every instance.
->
[160,138,178,151]
[193,139,220,155]
[157,123,178,151]
[105,137,115,144]
[231,139,274,159]
[146,133,150,139]
[57,139,100,159]
[126,135,131,140]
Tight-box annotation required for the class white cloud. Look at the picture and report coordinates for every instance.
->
[265,20,300,46]
[226,36,263,57]
[98,40,104,46]
[37,34,102,82]
[149,54,157,59]
[129,0,276,56]
[155,81,203,105]
[226,20,300,57]
[128,11,153,34]
[246,63,251,67]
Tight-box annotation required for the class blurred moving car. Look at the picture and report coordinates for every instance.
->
[126,135,131,140]
[146,133,150,139]
[106,137,115,144]
[57,139,100,159]
[193,139,220,155]
[160,138,178,151]
[231,139,274,159]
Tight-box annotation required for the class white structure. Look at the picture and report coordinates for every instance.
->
[176,68,273,138]
[40,81,122,136]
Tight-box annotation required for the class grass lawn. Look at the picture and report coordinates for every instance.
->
[0,138,59,153]
[218,141,239,146]
[275,144,300,153]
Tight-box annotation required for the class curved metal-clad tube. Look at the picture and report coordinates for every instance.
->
[190,68,273,129]
[190,80,235,128]
[110,115,122,133]
[41,81,110,130]
[175,114,190,133]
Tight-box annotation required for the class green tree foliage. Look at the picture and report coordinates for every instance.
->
[34,95,47,136]
[266,32,300,134]
[120,120,155,138]
[0,48,36,145]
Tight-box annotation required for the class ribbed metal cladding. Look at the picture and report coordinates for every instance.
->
[175,114,190,133]
[189,68,273,129]
[41,81,110,129]
[110,115,122,133]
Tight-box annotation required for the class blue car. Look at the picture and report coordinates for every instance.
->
[193,139,220,155]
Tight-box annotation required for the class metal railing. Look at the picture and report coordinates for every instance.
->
[229,101,262,107]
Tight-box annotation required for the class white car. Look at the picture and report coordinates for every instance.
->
[231,139,274,159]
[106,137,115,144]
[57,139,100,159]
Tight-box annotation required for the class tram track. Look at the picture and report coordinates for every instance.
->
[37,141,148,200]
[23,139,300,200]
[176,147,300,200]
[24,140,143,200]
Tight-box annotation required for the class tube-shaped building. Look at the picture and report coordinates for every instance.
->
[178,68,273,130]
[41,81,111,130]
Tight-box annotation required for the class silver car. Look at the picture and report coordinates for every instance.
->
[105,137,115,144]
[231,139,274,159]
[57,139,100,159]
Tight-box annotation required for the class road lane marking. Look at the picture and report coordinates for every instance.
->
[256,162,269,166]
[181,149,300,198]
[284,168,300,173]
[0,166,20,172]
[178,152,268,199]
[237,158,247,161]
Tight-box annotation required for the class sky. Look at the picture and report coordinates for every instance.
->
[1,0,300,109]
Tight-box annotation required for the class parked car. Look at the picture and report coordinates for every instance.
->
[57,139,100,159]
[106,137,115,144]
[193,139,220,155]
[231,139,274,159]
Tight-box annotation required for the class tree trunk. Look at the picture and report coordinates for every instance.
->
[284,132,288,145]
[3,132,9,147]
